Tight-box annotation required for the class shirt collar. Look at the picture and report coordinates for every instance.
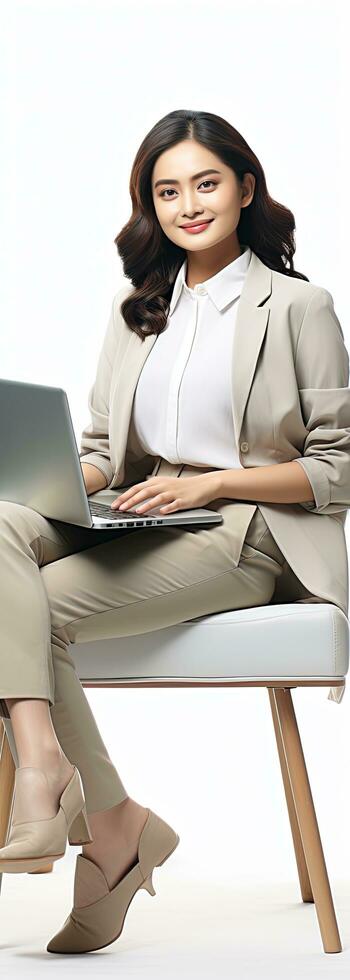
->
[168,244,252,317]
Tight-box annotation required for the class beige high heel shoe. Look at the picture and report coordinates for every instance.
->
[0,765,93,874]
[46,808,180,954]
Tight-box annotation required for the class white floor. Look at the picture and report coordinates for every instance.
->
[1,853,350,978]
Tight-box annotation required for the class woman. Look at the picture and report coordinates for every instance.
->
[0,108,349,955]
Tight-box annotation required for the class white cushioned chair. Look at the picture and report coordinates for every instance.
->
[0,599,348,954]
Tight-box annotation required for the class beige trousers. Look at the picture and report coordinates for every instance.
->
[0,460,286,813]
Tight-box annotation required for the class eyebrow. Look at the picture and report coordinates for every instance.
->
[154,168,222,189]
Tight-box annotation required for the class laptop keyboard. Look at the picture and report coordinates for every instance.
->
[89,500,140,518]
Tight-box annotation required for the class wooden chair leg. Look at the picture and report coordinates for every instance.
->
[268,688,313,903]
[0,720,53,886]
[0,719,16,895]
[271,687,342,954]
[0,719,15,847]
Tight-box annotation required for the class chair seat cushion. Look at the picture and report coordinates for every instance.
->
[72,602,349,686]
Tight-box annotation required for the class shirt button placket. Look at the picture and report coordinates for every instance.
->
[173,291,199,461]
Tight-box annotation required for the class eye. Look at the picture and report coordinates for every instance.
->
[159,180,217,199]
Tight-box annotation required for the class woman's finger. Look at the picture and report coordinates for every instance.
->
[135,492,173,512]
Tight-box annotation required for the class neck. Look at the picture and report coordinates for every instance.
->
[185,235,243,289]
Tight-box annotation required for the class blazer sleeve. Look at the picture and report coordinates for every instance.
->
[294,286,350,515]
[79,286,129,488]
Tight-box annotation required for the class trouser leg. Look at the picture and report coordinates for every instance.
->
[0,473,285,815]
[0,500,133,809]
[39,503,284,812]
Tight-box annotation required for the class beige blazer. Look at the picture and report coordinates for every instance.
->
[79,250,350,618]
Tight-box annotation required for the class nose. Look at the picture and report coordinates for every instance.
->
[180,191,204,218]
[181,211,205,223]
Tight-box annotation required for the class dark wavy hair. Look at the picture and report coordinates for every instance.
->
[114,108,309,341]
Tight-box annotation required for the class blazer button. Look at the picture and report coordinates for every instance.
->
[240,442,249,453]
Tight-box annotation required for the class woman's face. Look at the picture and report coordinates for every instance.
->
[151,139,255,253]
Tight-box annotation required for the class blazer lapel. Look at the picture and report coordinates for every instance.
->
[113,249,273,476]
[112,327,158,479]
[231,250,272,450]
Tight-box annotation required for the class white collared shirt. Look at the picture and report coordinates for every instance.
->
[132,244,252,468]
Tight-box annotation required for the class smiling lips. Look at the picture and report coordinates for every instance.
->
[179,219,214,234]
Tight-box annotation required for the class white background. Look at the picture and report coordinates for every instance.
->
[1,0,350,969]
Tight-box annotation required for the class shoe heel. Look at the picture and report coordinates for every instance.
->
[68,804,94,845]
[141,872,156,896]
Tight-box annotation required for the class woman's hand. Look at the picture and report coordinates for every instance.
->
[111,472,222,515]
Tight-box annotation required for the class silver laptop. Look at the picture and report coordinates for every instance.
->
[0,379,223,530]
